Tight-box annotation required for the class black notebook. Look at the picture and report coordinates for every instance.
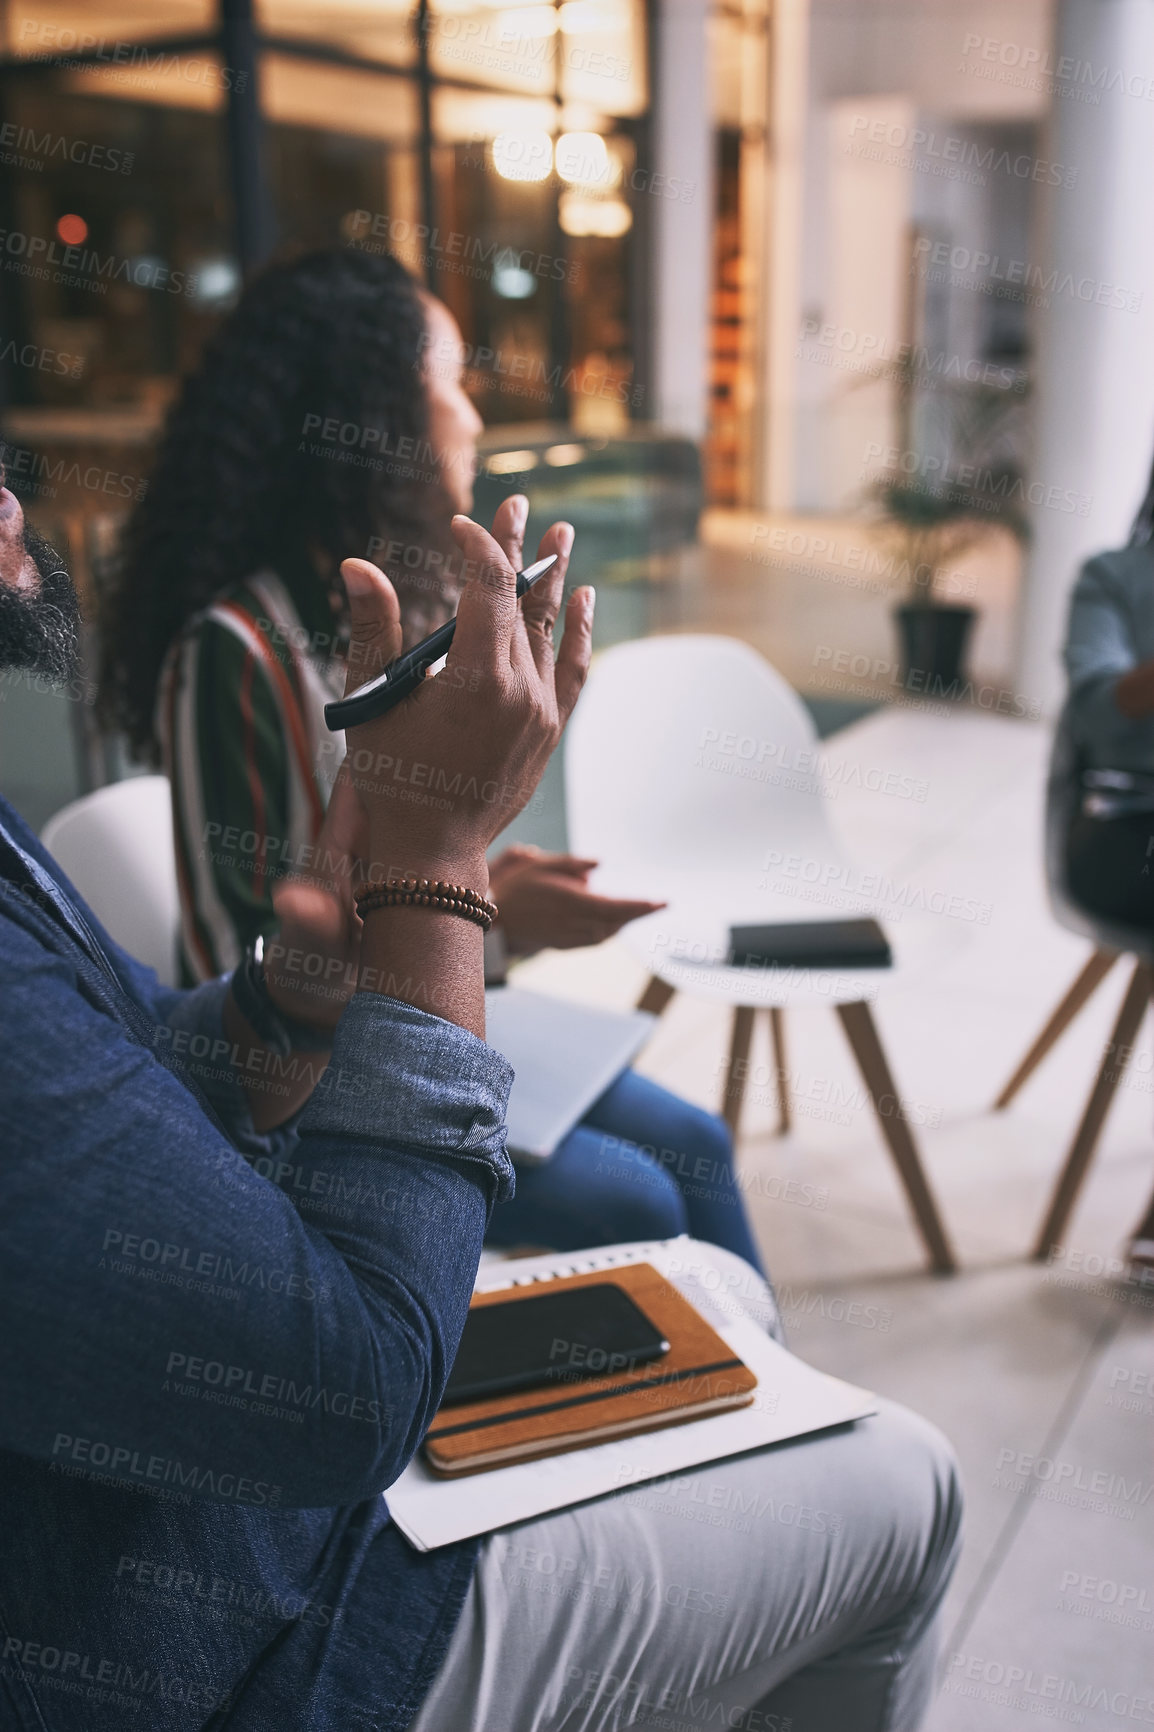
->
[728,918,892,970]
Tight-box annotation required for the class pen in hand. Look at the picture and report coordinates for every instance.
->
[324,553,559,732]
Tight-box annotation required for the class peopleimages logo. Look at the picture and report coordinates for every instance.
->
[419,330,641,408]
[50,1433,281,1507]
[0,228,196,295]
[911,236,1142,313]
[100,1228,323,1301]
[945,1651,1154,1722]
[349,212,580,284]
[1,1636,235,1715]
[163,1351,386,1426]
[115,1555,342,1628]
[845,114,1077,187]
[960,31,1154,103]
[17,21,248,92]
[694,727,930,803]
[421,11,632,84]
[862,440,1093,520]
[798,316,1025,391]
[1,442,148,505]
[994,1447,1154,1519]
[0,122,133,174]
[0,339,85,379]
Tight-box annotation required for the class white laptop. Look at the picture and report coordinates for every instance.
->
[484,987,656,1164]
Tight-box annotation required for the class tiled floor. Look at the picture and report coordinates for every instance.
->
[515,704,1154,1730]
[661,508,1024,707]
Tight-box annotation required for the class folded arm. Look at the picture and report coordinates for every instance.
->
[0,921,512,1509]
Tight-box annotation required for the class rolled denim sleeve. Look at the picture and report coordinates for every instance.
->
[145,976,517,1193]
[2,907,517,1509]
[297,993,515,1201]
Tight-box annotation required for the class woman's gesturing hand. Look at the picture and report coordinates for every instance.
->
[340,495,593,892]
[489,845,666,955]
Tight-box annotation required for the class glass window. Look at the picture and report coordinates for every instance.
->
[0,75,231,414]
[0,0,649,468]
[260,57,420,257]
[256,0,415,69]
[422,0,644,114]
[2,1,216,57]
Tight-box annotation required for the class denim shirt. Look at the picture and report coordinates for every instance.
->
[0,795,514,1732]
[1064,543,1154,770]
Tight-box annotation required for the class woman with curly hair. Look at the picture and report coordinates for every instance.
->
[101,247,472,977]
[100,245,766,1268]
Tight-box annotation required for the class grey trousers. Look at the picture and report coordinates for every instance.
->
[409,1246,962,1732]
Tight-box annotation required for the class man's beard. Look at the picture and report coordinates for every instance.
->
[0,522,81,682]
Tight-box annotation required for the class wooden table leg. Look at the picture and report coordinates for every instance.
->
[636,976,676,1017]
[769,1005,791,1134]
[1032,960,1152,1261]
[995,948,1119,1110]
[836,999,957,1275]
[722,1006,756,1137]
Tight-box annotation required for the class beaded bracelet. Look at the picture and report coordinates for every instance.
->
[354,877,498,933]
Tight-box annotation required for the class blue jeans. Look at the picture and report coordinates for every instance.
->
[487,1070,766,1275]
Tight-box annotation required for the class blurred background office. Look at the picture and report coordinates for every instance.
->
[3,2,1154,1728]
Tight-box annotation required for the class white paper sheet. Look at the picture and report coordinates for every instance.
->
[385,1240,876,1551]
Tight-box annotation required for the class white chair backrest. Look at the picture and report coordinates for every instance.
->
[565,635,837,875]
[40,776,180,986]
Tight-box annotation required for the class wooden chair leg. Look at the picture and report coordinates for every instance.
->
[836,1000,957,1275]
[995,948,1120,1109]
[636,976,676,1017]
[722,1006,757,1137]
[769,1005,791,1134]
[1032,960,1153,1262]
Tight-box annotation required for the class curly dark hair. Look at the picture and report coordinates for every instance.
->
[99,247,462,759]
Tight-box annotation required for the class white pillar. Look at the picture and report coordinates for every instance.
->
[761,0,809,510]
[1015,0,1154,715]
[650,0,714,438]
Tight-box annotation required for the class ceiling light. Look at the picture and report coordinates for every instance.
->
[559,1,619,33]
[556,131,611,186]
[558,192,633,236]
[492,130,553,182]
[495,5,559,36]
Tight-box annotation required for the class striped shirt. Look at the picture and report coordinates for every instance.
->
[159,571,345,984]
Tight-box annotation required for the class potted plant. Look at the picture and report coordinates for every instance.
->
[867,376,1031,691]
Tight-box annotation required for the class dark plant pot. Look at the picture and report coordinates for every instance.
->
[894,603,976,694]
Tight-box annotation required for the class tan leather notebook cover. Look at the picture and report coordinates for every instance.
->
[423,1262,757,1477]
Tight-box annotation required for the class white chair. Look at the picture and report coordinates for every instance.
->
[565,634,955,1274]
[41,776,180,986]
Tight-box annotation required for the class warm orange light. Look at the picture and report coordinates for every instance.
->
[56,214,88,245]
[492,132,553,183]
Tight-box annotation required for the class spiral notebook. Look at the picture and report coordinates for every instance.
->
[385,1240,876,1550]
[422,1261,758,1476]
